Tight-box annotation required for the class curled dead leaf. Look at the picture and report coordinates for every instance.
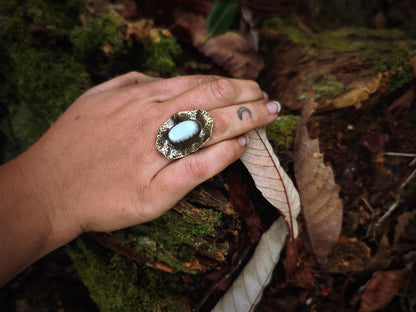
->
[324,236,371,274]
[359,269,405,312]
[320,72,389,110]
[294,93,343,263]
[173,10,264,79]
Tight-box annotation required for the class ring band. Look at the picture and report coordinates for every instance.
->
[156,110,213,160]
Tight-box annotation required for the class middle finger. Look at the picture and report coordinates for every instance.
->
[161,78,265,114]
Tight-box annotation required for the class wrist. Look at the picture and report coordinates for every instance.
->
[0,142,82,285]
[15,143,83,248]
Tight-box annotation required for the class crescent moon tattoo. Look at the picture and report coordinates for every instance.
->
[237,107,252,120]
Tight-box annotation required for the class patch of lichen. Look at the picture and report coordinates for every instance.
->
[262,17,414,94]
[66,238,186,312]
[297,72,345,101]
[266,115,299,152]
[116,208,223,274]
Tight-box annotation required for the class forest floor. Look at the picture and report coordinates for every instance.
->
[1,0,416,311]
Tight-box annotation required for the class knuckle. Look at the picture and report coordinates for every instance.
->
[210,78,237,102]
[212,113,228,137]
[248,80,262,97]
[127,71,143,79]
[127,70,140,76]
[185,156,209,180]
[227,140,244,160]
[128,71,152,83]
[194,75,215,87]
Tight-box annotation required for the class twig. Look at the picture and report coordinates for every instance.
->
[384,152,416,157]
[374,163,416,232]
[384,152,416,167]
[360,195,374,214]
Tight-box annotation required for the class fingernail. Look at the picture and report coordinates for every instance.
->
[266,101,282,114]
[237,135,247,146]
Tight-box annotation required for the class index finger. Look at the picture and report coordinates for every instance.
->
[162,78,264,112]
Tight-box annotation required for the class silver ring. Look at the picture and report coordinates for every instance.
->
[156,110,213,160]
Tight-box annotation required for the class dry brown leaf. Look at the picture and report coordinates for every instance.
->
[388,86,415,111]
[293,93,343,263]
[173,10,264,79]
[394,210,416,243]
[283,238,316,289]
[359,269,405,312]
[240,127,301,239]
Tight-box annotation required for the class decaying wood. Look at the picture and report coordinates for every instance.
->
[87,175,242,274]
[260,27,412,112]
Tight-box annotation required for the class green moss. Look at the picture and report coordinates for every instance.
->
[263,17,414,94]
[144,37,181,77]
[1,0,83,38]
[266,115,299,152]
[70,13,124,61]
[67,239,186,312]
[314,74,345,99]
[180,206,222,236]
[263,17,408,52]
[0,0,182,158]
[119,208,223,274]
[0,0,91,151]
[372,46,413,93]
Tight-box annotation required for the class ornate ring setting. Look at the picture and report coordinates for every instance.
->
[156,110,213,160]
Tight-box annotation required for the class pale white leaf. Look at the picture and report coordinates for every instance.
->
[212,217,287,312]
[240,127,301,239]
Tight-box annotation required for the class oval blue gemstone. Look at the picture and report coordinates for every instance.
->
[168,120,200,144]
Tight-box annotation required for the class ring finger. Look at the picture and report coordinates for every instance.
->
[205,101,281,147]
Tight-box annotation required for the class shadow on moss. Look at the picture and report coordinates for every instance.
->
[67,238,187,312]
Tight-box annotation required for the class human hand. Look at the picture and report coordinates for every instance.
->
[15,72,280,241]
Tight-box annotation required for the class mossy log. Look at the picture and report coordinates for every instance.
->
[259,18,415,112]
[66,172,268,312]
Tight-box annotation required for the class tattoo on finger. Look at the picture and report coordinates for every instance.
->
[237,107,252,121]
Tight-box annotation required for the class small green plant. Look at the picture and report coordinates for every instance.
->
[203,0,239,43]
